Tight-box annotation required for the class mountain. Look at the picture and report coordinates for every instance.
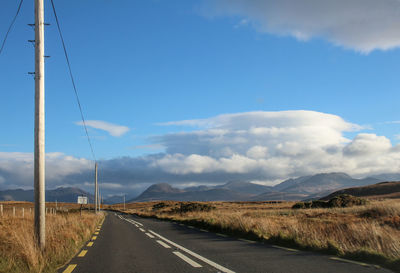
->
[251,192,309,201]
[216,181,273,195]
[184,185,213,192]
[371,173,400,181]
[130,173,387,202]
[0,189,33,202]
[131,183,252,202]
[273,175,312,192]
[131,183,184,202]
[321,181,400,200]
[0,187,93,203]
[275,173,381,195]
[104,195,125,204]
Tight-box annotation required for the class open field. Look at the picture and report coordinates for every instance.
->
[111,199,400,272]
[0,202,104,273]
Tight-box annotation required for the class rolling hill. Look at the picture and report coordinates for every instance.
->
[321,181,400,200]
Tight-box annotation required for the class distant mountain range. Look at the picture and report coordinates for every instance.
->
[131,172,394,202]
[2,172,399,203]
[0,187,93,203]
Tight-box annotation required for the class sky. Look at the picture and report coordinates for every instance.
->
[1,0,400,198]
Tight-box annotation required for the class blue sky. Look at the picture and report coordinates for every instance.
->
[2,0,400,195]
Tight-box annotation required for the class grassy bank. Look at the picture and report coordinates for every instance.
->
[114,199,400,272]
[0,203,103,273]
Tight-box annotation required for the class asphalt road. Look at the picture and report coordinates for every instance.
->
[59,212,394,273]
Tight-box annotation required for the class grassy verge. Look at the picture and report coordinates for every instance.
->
[113,200,400,273]
[0,207,104,273]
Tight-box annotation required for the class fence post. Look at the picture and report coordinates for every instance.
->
[30,208,32,214]
[0,204,2,217]
[22,208,24,218]
[13,207,15,217]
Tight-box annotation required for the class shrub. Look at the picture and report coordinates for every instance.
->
[173,202,215,213]
[152,202,168,211]
[292,202,305,209]
[328,194,367,208]
[311,200,330,208]
[292,195,368,209]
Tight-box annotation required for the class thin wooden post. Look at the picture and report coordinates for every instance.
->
[13,207,15,217]
[0,204,2,217]
[22,208,24,218]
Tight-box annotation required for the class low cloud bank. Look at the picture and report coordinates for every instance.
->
[1,110,400,196]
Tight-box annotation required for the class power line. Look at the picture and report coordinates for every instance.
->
[49,0,96,162]
[0,0,24,57]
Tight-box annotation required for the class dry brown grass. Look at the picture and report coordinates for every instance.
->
[0,202,103,273]
[112,199,400,272]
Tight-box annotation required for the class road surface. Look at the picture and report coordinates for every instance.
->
[59,212,393,273]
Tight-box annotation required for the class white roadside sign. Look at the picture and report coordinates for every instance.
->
[77,196,88,204]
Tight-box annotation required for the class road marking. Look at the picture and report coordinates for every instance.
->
[272,245,298,252]
[130,219,144,226]
[239,239,256,243]
[149,230,235,273]
[200,229,208,232]
[156,240,171,248]
[139,228,145,232]
[92,236,97,240]
[216,233,228,237]
[173,251,202,268]
[145,233,155,238]
[62,264,77,273]
[77,250,88,257]
[87,242,93,247]
[329,257,377,268]
[188,226,195,229]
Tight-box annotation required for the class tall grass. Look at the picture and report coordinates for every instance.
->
[117,199,400,272]
[0,204,103,273]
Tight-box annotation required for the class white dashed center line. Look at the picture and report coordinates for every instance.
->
[145,232,155,238]
[149,230,235,273]
[156,240,171,248]
[173,251,202,268]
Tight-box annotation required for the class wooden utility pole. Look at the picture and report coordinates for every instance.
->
[94,163,98,213]
[34,0,46,250]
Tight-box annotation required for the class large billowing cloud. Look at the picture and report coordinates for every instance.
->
[151,111,400,178]
[202,0,400,53]
[1,110,400,196]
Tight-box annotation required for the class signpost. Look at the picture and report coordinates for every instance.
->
[77,196,88,216]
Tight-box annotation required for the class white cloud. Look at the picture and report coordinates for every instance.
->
[247,146,268,159]
[343,133,392,156]
[76,120,129,137]
[2,110,400,195]
[154,110,400,178]
[202,0,400,53]
[0,152,93,188]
